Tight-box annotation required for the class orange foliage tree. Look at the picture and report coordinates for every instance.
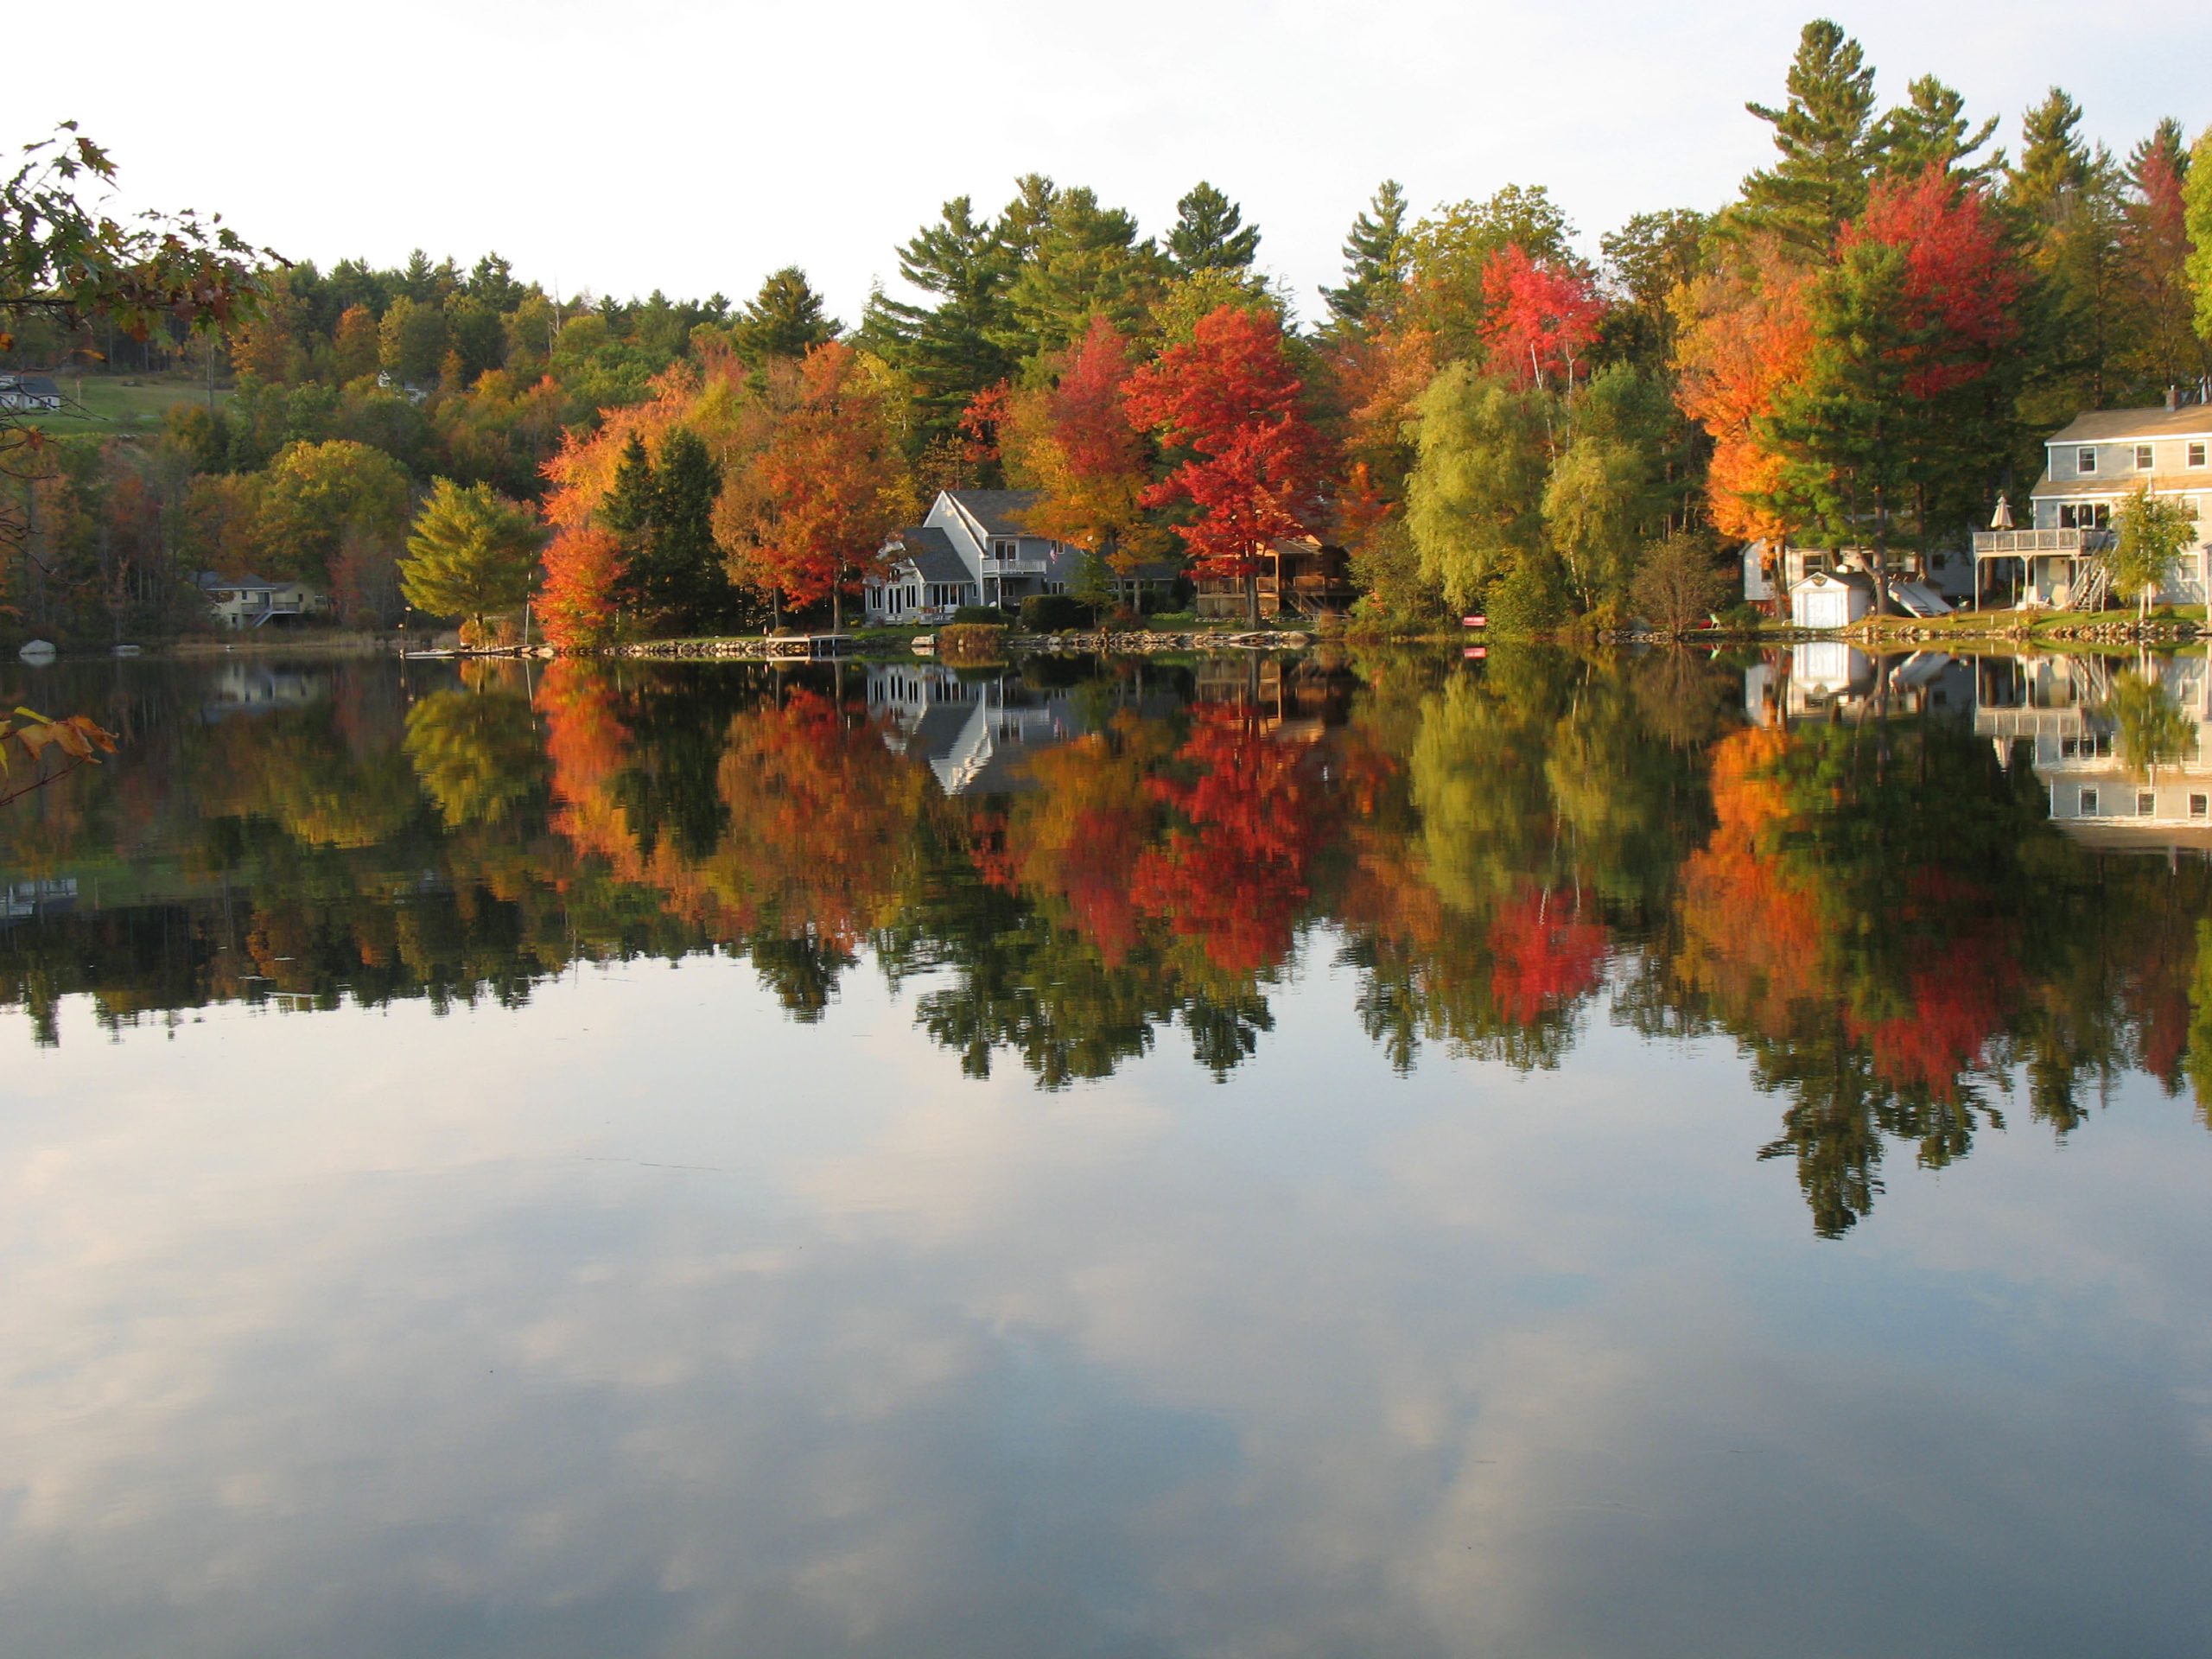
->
[1478,245,1607,392]
[537,525,626,647]
[1671,243,1815,563]
[1000,315,1159,592]
[712,341,915,629]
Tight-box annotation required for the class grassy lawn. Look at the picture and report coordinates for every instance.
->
[17,374,226,433]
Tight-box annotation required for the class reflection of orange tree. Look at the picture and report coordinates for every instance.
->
[1000,712,1176,965]
[710,686,932,954]
[1675,726,1823,1030]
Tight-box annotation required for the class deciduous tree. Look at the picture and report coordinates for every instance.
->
[399,478,542,641]
[1121,303,1324,623]
[714,341,913,629]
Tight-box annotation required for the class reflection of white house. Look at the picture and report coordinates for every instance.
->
[867,663,1082,795]
[1972,399,2212,608]
[865,491,1091,624]
[198,572,332,630]
[1977,653,2212,849]
[0,372,63,412]
[200,662,327,719]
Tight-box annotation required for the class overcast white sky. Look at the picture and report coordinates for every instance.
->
[16,1,2209,326]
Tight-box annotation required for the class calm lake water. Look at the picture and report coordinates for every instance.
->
[2,645,2209,1657]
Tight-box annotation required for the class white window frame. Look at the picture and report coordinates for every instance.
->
[2077,447,2098,474]
[2079,786,2100,816]
[2190,442,2208,469]
[2136,444,2155,471]
[2137,789,2157,817]
[2190,793,2208,820]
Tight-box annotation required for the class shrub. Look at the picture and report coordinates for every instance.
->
[1487,554,1570,638]
[936,621,1007,664]
[1019,593,1091,632]
[1630,532,1731,636]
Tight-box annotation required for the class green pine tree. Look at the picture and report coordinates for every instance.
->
[1876,74,1999,183]
[1166,181,1260,275]
[399,479,541,640]
[867,196,1020,446]
[730,267,841,368]
[1738,19,1880,253]
[1322,180,1411,332]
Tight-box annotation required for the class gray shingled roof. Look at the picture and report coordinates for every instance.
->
[2047,406,2212,443]
[885,525,971,584]
[944,489,1044,538]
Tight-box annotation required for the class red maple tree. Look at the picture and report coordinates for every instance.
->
[1841,166,2021,399]
[1478,245,1606,391]
[1121,304,1325,622]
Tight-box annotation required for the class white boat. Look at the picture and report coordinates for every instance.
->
[17,639,56,664]
[111,644,143,658]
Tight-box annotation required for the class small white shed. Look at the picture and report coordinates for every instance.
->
[1789,569,1875,630]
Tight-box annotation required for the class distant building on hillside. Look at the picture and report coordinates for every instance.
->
[197,573,332,631]
[0,373,63,412]
[1973,394,2212,608]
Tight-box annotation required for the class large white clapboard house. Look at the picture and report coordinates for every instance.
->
[1973,394,2212,609]
[865,490,1085,623]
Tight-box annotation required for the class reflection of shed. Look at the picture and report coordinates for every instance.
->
[1789,569,1875,630]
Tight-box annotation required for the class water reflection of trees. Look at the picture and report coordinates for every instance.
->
[3,646,2209,1235]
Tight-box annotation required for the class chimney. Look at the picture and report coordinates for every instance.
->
[2167,385,2181,411]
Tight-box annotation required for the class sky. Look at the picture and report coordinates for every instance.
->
[15,0,2212,327]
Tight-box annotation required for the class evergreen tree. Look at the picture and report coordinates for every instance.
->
[2007,88,2127,415]
[730,266,841,368]
[1877,74,1999,183]
[1005,186,1166,361]
[637,427,731,629]
[1738,19,1880,253]
[868,196,1019,444]
[1322,180,1411,331]
[1167,181,1261,275]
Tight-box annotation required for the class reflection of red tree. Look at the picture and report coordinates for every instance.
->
[1130,705,1320,976]
[1487,886,1608,1025]
[1842,872,2017,1099]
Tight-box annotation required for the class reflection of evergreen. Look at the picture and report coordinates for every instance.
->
[747,930,856,1022]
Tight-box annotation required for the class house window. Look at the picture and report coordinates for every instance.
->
[2077,447,2098,474]
[2136,444,2155,471]
[2079,786,2100,815]
[2190,442,2208,469]
[2137,789,2157,817]
[2058,503,2111,531]
[991,539,1017,563]
[2190,793,2208,820]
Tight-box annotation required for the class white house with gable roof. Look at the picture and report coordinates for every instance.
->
[1973,393,2212,608]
